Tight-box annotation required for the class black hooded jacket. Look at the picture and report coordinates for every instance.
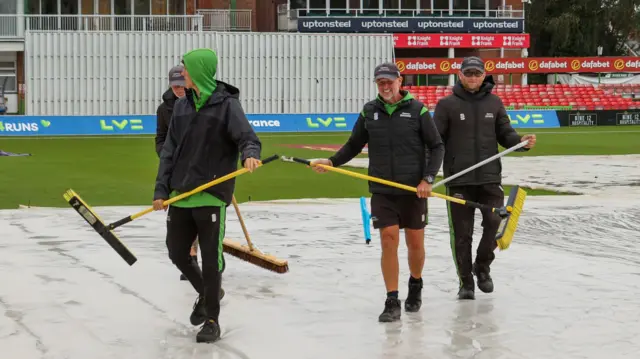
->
[433,75,528,187]
[155,89,178,156]
[153,81,261,205]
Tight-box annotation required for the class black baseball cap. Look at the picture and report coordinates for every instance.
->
[168,65,185,86]
[460,56,485,73]
[374,62,401,81]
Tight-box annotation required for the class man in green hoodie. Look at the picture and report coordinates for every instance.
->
[153,48,262,343]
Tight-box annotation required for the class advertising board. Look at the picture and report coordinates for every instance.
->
[393,33,529,48]
[297,17,524,34]
[0,114,358,136]
[395,57,640,74]
[0,110,560,137]
[556,109,640,127]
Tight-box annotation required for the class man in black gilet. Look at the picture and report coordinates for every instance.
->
[311,62,445,322]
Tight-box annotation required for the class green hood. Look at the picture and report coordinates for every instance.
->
[182,48,218,111]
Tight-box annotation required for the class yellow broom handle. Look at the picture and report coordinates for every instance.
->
[129,154,278,221]
[310,162,469,206]
[128,168,250,221]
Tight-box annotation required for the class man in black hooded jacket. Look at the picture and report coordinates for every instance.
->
[155,65,207,282]
[155,65,229,287]
[433,56,536,300]
[153,48,262,343]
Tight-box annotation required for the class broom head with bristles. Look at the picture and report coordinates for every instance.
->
[223,238,289,274]
[495,185,527,251]
[63,189,138,265]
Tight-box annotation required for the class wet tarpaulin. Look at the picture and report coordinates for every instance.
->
[1,155,640,358]
[0,149,31,156]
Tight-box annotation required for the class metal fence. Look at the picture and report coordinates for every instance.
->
[0,15,20,38]
[196,9,252,31]
[0,15,205,39]
[283,6,524,18]
[24,31,395,116]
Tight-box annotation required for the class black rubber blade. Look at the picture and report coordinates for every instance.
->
[63,189,137,266]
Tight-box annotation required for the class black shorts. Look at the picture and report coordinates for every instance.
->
[370,193,428,230]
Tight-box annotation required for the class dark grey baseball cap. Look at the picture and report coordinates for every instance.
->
[374,62,401,81]
[460,56,485,73]
[168,65,185,86]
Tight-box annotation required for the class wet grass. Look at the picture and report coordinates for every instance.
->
[1,125,638,209]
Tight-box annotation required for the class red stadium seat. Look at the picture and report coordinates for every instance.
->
[405,84,639,110]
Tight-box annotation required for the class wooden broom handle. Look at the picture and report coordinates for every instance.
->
[231,195,254,251]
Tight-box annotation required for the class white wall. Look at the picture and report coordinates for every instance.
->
[24,31,395,115]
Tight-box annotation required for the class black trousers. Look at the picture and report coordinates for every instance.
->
[166,205,226,321]
[445,184,504,289]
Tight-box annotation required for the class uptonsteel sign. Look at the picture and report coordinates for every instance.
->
[297,17,524,33]
[395,57,640,74]
[393,33,529,48]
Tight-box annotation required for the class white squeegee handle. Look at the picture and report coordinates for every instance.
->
[432,140,529,189]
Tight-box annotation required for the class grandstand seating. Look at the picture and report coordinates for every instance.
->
[407,83,640,110]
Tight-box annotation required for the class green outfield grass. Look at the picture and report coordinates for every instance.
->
[1,125,639,209]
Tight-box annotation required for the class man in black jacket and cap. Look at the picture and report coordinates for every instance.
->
[156,65,186,156]
[310,62,445,323]
[433,56,536,301]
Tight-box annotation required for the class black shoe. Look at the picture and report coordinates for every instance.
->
[190,295,207,326]
[196,319,221,343]
[378,297,401,322]
[457,287,475,300]
[473,263,494,293]
[404,277,423,312]
[457,276,475,300]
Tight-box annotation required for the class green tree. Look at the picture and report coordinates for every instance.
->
[525,0,640,57]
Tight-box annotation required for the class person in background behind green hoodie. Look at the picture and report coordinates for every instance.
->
[153,48,262,343]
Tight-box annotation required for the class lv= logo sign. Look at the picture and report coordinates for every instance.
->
[100,119,144,131]
[306,116,347,128]
[508,113,544,125]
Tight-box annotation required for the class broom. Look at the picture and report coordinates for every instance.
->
[494,185,526,250]
[222,195,289,274]
[282,156,526,251]
[62,154,279,266]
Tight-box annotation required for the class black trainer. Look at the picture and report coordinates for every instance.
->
[457,287,475,300]
[190,295,207,326]
[457,276,475,300]
[404,277,423,312]
[378,297,401,322]
[473,263,494,293]
[196,319,221,343]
